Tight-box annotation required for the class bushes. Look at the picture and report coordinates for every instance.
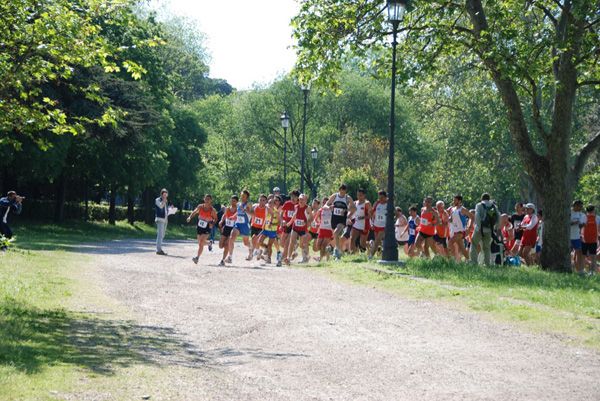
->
[16,200,147,222]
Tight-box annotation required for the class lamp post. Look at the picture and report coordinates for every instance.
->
[300,83,311,194]
[310,146,318,199]
[381,0,408,262]
[281,111,290,195]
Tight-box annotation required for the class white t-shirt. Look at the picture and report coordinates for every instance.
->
[395,216,409,241]
[570,210,587,240]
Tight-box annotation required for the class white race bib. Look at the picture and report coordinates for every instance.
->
[197,220,208,228]
[333,207,344,216]
[409,228,415,235]
[311,220,318,228]
[322,219,331,227]
[254,217,263,225]
[237,215,246,224]
[295,219,306,227]
[377,213,385,221]
[421,218,429,225]
[287,210,295,218]
[225,219,235,227]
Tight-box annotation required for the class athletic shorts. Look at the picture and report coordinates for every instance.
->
[582,242,597,256]
[234,222,250,237]
[277,225,284,236]
[570,239,582,250]
[451,231,465,240]
[310,231,318,239]
[373,226,385,234]
[520,237,536,248]
[433,234,448,248]
[293,229,306,237]
[535,245,541,253]
[251,226,263,237]
[352,226,370,236]
[331,215,347,230]
[221,225,233,238]
[318,229,333,239]
[419,232,434,239]
[262,229,278,239]
[283,224,293,234]
[397,240,408,246]
[408,235,416,246]
[197,225,211,236]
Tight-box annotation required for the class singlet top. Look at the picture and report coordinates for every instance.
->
[502,226,515,250]
[236,201,249,225]
[521,214,539,244]
[396,216,409,241]
[435,209,449,238]
[224,207,237,228]
[408,216,417,237]
[197,204,214,228]
[582,214,599,243]
[320,208,333,231]
[332,193,349,218]
[281,200,297,222]
[450,206,468,233]
[420,208,436,236]
[353,201,368,230]
[570,210,587,240]
[251,205,267,229]
[292,204,309,231]
[372,201,388,228]
[266,207,279,231]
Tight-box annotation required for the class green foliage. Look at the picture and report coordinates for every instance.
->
[335,168,378,202]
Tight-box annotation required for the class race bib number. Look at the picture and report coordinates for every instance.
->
[265,219,271,226]
[421,218,429,225]
[409,228,415,235]
[237,215,246,224]
[254,217,263,225]
[333,207,344,216]
[295,219,306,227]
[287,210,295,218]
[377,213,385,221]
[311,220,318,228]
[197,220,208,228]
[225,219,235,227]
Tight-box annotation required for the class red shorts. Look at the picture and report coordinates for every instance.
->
[519,236,536,248]
[374,226,385,233]
[451,231,465,240]
[352,226,370,236]
[318,229,333,239]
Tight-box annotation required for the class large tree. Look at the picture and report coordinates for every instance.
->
[292,0,600,271]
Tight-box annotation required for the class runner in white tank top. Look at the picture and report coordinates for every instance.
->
[350,189,372,254]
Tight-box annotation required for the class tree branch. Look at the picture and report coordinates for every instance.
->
[572,131,600,179]
[577,80,600,88]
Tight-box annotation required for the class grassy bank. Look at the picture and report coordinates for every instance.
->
[0,221,203,399]
[304,254,600,349]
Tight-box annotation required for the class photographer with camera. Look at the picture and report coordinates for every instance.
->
[0,191,23,239]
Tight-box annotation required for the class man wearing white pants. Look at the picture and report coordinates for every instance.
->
[155,189,169,255]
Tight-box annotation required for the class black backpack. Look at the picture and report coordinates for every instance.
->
[481,203,499,231]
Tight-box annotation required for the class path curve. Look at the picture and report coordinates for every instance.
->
[79,239,600,400]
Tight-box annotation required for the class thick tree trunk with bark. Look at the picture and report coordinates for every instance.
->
[144,187,154,225]
[54,174,67,223]
[127,196,135,225]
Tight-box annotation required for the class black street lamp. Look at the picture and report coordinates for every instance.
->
[381,0,408,262]
[281,111,290,195]
[310,146,318,199]
[300,83,311,193]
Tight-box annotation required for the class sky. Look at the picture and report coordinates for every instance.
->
[159,0,301,90]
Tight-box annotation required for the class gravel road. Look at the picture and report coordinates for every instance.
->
[80,239,600,400]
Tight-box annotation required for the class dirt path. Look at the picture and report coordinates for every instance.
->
[80,239,600,400]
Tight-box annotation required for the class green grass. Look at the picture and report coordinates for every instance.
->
[0,221,207,399]
[11,220,194,251]
[304,253,600,349]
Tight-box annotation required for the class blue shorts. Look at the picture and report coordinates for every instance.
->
[570,239,582,250]
[408,235,415,246]
[235,222,250,236]
[262,230,277,239]
[535,245,541,253]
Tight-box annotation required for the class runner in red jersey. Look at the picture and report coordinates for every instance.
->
[516,203,538,266]
[499,214,515,256]
[278,189,300,266]
[284,193,313,265]
[582,204,600,274]
[308,198,321,254]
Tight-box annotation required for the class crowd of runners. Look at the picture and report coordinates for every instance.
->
[180,185,599,275]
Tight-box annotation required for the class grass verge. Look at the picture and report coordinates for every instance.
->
[303,254,600,350]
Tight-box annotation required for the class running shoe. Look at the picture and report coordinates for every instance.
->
[218,260,225,266]
[276,260,282,267]
[284,258,291,266]
[208,240,213,252]
[225,255,232,263]
[291,251,298,260]
[192,257,198,264]
[276,251,281,261]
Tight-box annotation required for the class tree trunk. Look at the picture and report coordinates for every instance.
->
[127,196,135,225]
[54,174,67,223]
[144,187,154,225]
[109,189,116,225]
